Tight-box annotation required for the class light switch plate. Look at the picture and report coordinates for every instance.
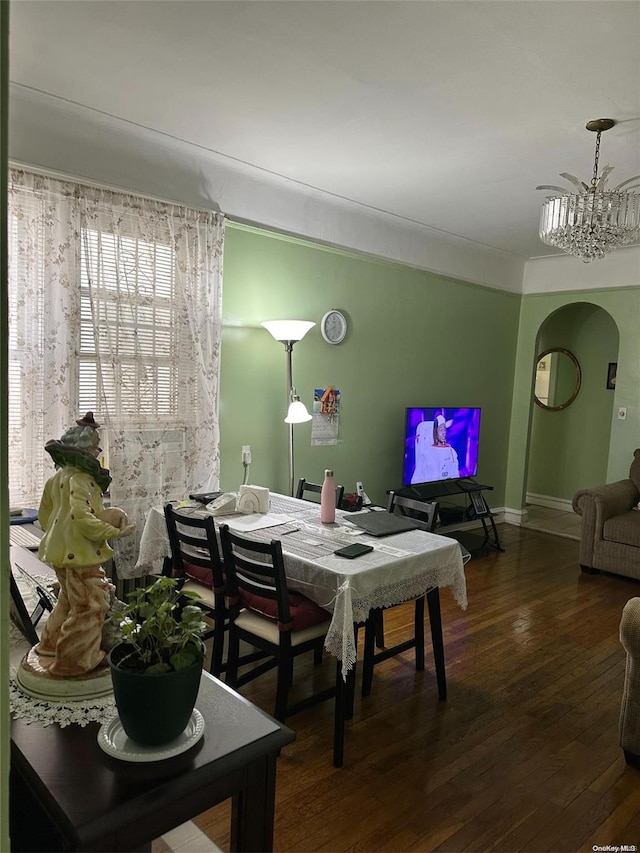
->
[618,407,627,420]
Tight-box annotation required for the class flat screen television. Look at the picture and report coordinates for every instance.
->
[402,407,481,487]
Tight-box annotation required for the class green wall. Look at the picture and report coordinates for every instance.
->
[528,304,618,501]
[219,223,521,509]
[506,287,640,511]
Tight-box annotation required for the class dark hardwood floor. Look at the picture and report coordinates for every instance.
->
[194,523,640,852]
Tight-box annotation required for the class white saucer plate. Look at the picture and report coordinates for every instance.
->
[97,708,205,762]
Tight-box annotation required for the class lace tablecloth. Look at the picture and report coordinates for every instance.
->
[134,495,468,674]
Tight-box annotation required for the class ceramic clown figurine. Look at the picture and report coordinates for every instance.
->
[35,413,135,677]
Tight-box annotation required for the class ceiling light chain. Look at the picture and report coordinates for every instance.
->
[537,118,640,262]
[591,130,602,190]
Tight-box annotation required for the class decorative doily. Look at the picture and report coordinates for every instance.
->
[10,668,116,727]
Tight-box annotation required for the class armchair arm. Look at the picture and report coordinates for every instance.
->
[573,479,640,568]
[573,479,639,520]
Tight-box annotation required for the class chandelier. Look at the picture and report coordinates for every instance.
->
[537,119,640,262]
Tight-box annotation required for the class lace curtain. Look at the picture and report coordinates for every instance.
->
[8,169,225,578]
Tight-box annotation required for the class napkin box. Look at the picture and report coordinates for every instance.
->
[237,485,270,514]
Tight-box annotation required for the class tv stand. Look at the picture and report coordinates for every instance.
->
[395,479,504,553]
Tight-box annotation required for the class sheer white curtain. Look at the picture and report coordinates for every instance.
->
[8,169,224,578]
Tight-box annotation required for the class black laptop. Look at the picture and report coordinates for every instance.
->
[346,511,419,537]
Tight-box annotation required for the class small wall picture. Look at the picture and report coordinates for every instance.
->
[607,362,617,390]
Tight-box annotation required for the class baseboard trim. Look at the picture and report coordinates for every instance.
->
[526,492,574,513]
[504,506,527,525]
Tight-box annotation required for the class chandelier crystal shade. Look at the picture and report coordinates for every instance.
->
[537,119,640,263]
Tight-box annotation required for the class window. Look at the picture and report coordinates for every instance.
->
[79,227,188,419]
[8,170,224,578]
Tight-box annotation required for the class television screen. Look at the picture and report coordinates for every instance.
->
[402,407,481,487]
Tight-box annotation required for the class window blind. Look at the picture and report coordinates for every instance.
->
[79,228,193,420]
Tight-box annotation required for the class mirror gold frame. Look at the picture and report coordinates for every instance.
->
[533,347,582,411]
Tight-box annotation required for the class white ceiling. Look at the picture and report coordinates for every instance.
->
[8,0,640,260]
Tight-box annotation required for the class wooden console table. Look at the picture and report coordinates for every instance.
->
[10,671,295,852]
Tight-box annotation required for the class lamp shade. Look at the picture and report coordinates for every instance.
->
[261,320,315,342]
[284,398,312,424]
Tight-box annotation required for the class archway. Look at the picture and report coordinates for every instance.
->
[526,302,619,512]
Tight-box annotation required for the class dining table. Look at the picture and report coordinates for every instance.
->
[133,493,468,676]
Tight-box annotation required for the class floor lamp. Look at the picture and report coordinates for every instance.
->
[261,320,315,496]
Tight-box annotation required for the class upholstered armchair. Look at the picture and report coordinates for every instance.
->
[572,449,640,580]
[619,597,640,767]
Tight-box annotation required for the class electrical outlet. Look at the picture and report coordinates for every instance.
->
[618,407,627,420]
[242,445,252,464]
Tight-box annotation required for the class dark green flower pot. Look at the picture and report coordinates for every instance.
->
[108,644,203,746]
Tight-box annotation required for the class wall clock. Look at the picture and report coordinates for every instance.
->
[321,309,348,345]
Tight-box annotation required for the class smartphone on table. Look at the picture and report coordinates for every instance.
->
[334,543,374,559]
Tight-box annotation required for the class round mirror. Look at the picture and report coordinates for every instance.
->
[534,348,581,411]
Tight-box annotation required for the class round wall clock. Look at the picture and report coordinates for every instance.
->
[321,309,348,345]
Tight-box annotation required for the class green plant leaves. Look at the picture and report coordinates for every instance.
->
[107,576,206,674]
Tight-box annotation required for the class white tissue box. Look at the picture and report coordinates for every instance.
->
[237,485,270,514]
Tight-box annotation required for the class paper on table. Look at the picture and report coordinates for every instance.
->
[224,513,295,532]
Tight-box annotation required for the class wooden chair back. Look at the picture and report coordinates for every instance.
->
[386,491,439,532]
[219,526,291,626]
[296,477,345,508]
[163,504,224,595]
[163,504,225,675]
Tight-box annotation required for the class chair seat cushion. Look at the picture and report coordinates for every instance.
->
[603,512,640,549]
[178,560,212,587]
[235,607,328,646]
[182,578,215,608]
[238,588,330,632]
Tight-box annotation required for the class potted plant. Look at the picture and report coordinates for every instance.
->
[107,576,207,746]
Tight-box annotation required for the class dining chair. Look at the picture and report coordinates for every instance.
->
[10,572,41,646]
[164,505,277,679]
[386,491,440,532]
[360,492,446,699]
[163,504,226,676]
[219,523,348,766]
[296,477,345,508]
[10,561,56,642]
